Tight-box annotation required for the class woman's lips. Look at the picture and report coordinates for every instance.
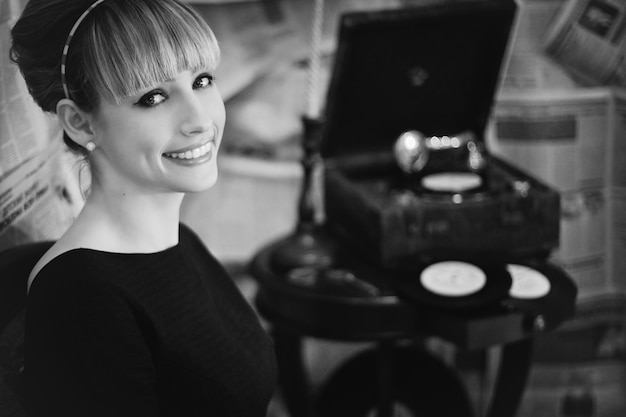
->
[163,141,215,165]
[163,141,213,160]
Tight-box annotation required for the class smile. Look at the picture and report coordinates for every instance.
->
[163,141,215,164]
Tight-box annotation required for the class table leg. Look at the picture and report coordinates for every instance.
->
[272,328,312,417]
[376,340,395,417]
[485,338,534,417]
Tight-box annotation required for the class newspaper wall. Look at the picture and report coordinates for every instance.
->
[544,0,626,87]
[501,0,578,93]
[488,89,626,300]
[0,0,82,251]
[504,0,626,91]
[491,0,626,303]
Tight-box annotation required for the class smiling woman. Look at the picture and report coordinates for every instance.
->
[8,1,276,416]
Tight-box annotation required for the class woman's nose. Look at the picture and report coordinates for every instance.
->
[179,93,213,136]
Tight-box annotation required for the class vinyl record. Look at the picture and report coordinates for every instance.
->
[502,260,577,330]
[507,264,551,299]
[421,261,486,297]
[392,258,512,309]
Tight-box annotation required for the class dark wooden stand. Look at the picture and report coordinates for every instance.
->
[249,237,577,417]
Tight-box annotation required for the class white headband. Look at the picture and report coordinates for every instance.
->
[60,0,107,99]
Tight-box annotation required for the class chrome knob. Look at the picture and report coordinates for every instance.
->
[394,130,479,174]
[394,130,429,173]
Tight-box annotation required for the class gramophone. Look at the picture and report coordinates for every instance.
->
[320,0,561,272]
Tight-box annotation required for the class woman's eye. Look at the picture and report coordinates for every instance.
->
[135,91,167,107]
[193,74,215,90]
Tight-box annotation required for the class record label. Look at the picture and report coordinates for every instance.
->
[421,172,483,193]
[420,261,486,297]
[507,264,551,299]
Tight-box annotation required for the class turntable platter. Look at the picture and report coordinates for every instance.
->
[421,172,483,193]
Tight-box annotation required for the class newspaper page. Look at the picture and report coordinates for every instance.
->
[544,0,626,87]
[488,88,626,299]
[0,1,82,250]
[489,89,618,192]
[501,0,578,92]
[0,142,82,251]
[0,10,50,177]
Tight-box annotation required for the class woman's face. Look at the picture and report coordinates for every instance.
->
[89,68,225,195]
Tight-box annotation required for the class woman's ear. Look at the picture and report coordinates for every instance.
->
[56,99,96,147]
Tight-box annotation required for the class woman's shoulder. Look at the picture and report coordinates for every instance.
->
[27,219,113,292]
[27,241,115,295]
[28,241,82,292]
[27,223,211,293]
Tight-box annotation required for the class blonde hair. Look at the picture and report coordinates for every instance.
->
[12,0,220,112]
[78,0,220,104]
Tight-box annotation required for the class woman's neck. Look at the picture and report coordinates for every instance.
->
[68,189,185,253]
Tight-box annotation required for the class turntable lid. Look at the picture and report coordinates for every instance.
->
[320,0,517,159]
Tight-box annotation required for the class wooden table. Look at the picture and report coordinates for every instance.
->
[249,236,577,417]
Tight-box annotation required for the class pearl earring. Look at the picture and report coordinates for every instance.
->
[86,141,96,152]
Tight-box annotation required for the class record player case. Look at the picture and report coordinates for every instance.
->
[321,0,561,271]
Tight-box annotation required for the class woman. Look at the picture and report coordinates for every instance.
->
[10,0,277,415]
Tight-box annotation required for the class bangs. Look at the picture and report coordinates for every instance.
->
[83,0,219,103]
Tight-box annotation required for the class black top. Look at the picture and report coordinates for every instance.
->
[24,224,277,417]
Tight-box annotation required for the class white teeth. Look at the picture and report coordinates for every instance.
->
[166,142,212,160]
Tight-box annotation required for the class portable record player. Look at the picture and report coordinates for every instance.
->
[321,0,561,271]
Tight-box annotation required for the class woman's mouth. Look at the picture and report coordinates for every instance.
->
[163,141,215,164]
